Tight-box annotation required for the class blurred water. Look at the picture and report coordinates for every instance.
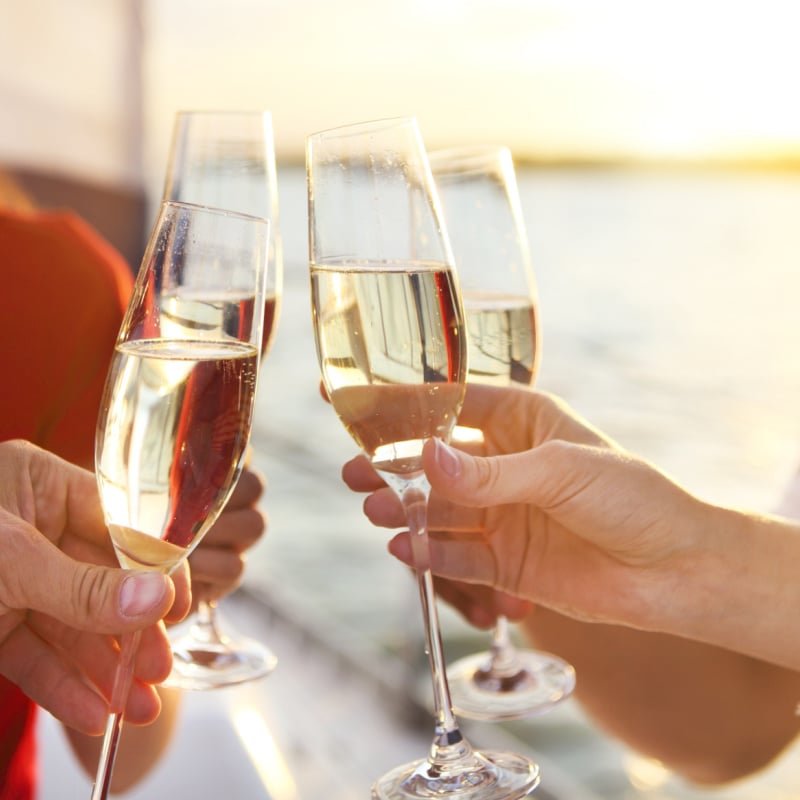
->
[245,165,800,798]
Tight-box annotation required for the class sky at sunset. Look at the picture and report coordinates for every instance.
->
[4,0,800,187]
[144,0,800,169]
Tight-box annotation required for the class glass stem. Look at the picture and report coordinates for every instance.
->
[90,628,143,800]
[488,615,523,676]
[191,599,224,645]
[400,478,472,769]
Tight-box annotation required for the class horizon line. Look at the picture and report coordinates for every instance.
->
[274,152,800,172]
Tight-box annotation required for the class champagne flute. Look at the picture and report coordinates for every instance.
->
[428,145,576,721]
[91,200,269,798]
[160,110,281,689]
[307,118,540,800]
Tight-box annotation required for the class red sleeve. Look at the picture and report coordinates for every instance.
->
[0,679,36,800]
[0,208,133,796]
[0,208,134,467]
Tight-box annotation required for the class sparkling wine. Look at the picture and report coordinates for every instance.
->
[261,292,279,357]
[463,291,539,387]
[96,338,258,572]
[311,262,466,474]
[110,525,188,572]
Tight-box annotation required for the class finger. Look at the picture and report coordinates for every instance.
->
[319,380,330,403]
[434,577,533,622]
[29,613,172,687]
[494,592,535,620]
[363,486,486,533]
[342,437,483,498]
[200,507,266,552]
[225,468,265,510]
[391,515,625,619]
[423,435,680,563]
[121,679,163,725]
[448,437,487,458]
[0,624,109,735]
[166,561,191,623]
[422,436,600,510]
[22,443,109,550]
[342,455,385,492]
[389,529,497,586]
[455,384,527,433]
[433,577,499,629]
[0,511,176,633]
[58,531,116,569]
[456,386,612,454]
[429,491,486,532]
[435,578,532,626]
[187,547,244,590]
[58,529,191,624]
[363,488,405,527]
[187,581,219,607]
[131,622,172,684]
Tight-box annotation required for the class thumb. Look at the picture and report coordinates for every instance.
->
[3,516,174,633]
[423,437,558,508]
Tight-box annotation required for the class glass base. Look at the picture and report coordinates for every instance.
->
[448,650,575,721]
[163,624,277,691]
[372,749,539,800]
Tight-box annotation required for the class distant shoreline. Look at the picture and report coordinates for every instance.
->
[275,153,800,173]
[512,154,800,173]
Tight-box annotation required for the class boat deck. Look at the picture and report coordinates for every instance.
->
[37,589,599,799]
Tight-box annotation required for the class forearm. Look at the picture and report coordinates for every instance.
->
[518,505,800,784]
[653,503,800,671]
[522,609,800,784]
[64,686,182,792]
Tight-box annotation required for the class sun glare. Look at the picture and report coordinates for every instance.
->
[232,707,298,800]
[144,0,800,167]
[494,0,800,162]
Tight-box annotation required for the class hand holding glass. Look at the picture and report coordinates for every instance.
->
[307,118,539,800]
[91,201,268,797]
[429,145,575,721]
[160,110,281,688]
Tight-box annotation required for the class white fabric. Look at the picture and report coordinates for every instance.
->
[0,0,144,188]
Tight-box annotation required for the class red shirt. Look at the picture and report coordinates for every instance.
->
[0,208,133,798]
[0,682,36,800]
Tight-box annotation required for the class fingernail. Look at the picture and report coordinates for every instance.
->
[119,572,166,618]
[434,439,461,478]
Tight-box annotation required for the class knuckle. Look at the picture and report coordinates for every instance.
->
[2,439,36,460]
[473,455,503,498]
[70,566,111,627]
[0,520,48,610]
[537,438,570,465]
[534,440,587,508]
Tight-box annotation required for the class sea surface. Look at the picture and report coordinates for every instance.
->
[245,165,800,798]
